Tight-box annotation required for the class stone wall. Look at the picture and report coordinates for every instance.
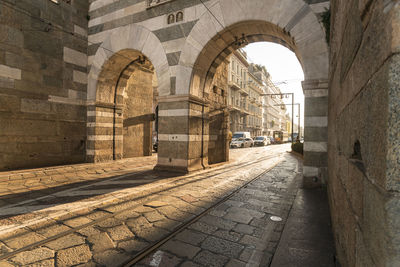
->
[328,0,400,265]
[0,0,89,170]
[123,68,154,158]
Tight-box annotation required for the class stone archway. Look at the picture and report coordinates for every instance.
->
[156,0,330,185]
[86,24,171,162]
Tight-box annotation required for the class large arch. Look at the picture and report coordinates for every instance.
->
[177,0,328,95]
[86,24,171,162]
[156,0,330,185]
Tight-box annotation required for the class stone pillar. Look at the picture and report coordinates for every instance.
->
[155,95,209,173]
[302,79,328,187]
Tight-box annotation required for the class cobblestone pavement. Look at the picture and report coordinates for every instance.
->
[136,152,301,267]
[0,156,158,203]
[0,144,294,266]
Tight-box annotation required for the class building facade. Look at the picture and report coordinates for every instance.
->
[246,70,263,137]
[227,50,249,134]
[248,64,289,139]
[262,79,289,138]
[226,52,289,138]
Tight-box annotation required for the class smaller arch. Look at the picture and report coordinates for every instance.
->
[88,23,171,102]
[86,24,170,163]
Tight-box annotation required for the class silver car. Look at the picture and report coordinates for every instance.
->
[254,136,271,146]
[230,137,254,148]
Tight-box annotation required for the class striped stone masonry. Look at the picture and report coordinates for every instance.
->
[86,104,123,163]
[302,79,329,187]
[0,64,21,80]
[155,95,211,173]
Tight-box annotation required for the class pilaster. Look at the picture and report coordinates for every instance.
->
[302,79,329,187]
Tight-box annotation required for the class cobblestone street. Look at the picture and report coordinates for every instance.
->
[0,144,318,266]
[137,150,301,267]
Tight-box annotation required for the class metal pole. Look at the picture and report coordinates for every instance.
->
[298,103,301,140]
[291,93,294,145]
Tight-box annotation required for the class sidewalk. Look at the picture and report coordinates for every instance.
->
[271,188,336,267]
[0,156,158,202]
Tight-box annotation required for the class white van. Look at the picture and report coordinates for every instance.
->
[232,132,251,140]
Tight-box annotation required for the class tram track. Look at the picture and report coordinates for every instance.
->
[0,150,286,263]
[121,155,283,266]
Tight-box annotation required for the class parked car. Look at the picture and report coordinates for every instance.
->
[232,131,251,140]
[246,137,254,147]
[230,137,254,148]
[254,136,271,146]
[268,136,275,144]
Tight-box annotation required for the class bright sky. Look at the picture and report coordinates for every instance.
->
[243,42,305,129]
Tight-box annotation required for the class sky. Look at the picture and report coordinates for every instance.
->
[243,42,305,129]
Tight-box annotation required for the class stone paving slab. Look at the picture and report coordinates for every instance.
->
[0,145,290,266]
[270,187,335,267]
[137,153,301,267]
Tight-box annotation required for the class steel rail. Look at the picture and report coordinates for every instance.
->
[121,155,283,266]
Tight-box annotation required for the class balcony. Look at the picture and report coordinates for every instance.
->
[229,81,241,90]
[229,104,241,112]
[240,88,249,96]
[241,107,251,116]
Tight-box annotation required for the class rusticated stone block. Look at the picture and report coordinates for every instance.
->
[0,93,19,112]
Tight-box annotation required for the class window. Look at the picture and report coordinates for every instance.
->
[167,14,175,24]
[176,11,184,22]
[167,11,184,24]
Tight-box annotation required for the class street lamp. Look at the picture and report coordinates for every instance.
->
[275,103,301,141]
[263,93,294,144]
